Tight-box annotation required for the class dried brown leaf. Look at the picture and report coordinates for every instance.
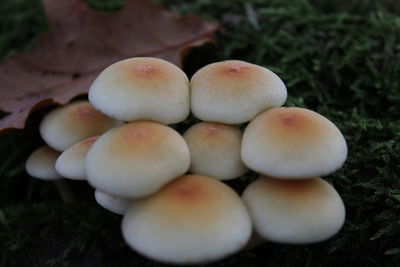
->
[0,0,219,133]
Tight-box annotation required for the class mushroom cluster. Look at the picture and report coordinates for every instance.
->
[25,57,347,265]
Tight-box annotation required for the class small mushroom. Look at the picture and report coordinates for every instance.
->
[241,107,347,178]
[26,145,61,180]
[190,60,287,124]
[26,145,75,203]
[86,121,190,198]
[183,122,248,180]
[40,100,120,151]
[94,189,131,215]
[242,175,345,244]
[121,174,252,265]
[55,136,99,180]
[88,57,190,124]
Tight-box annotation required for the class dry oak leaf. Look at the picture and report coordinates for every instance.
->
[0,0,219,134]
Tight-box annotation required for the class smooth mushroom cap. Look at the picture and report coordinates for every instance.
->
[55,136,99,180]
[95,189,131,215]
[242,176,345,244]
[183,122,248,180]
[122,175,252,265]
[241,107,348,178]
[40,101,120,151]
[86,121,190,198]
[190,60,287,124]
[26,146,61,180]
[89,57,190,124]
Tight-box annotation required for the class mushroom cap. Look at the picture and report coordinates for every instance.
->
[122,174,252,265]
[242,176,345,244]
[241,107,347,178]
[94,189,131,215]
[26,146,61,180]
[183,122,248,180]
[86,121,190,198]
[40,101,120,151]
[88,57,190,124]
[190,60,287,124]
[55,136,99,180]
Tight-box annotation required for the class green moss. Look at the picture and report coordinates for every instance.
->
[1,0,399,266]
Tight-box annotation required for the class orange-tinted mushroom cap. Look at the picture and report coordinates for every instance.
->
[122,175,252,265]
[40,101,120,151]
[190,60,287,124]
[183,122,247,180]
[55,136,99,180]
[241,107,347,178]
[86,121,190,198]
[242,176,345,244]
[89,57,190,124]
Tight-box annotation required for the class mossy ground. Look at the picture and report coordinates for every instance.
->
[1,0,399,266]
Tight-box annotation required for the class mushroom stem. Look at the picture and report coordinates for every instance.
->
[53,180,77,204]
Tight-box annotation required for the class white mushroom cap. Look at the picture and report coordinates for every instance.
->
[94,189,131,215]
[40,101,120,151]
[26,146,61,180]
[242,176,345,244]
[183,122,248,180]
[55,136,99,180]
[86,121,190,198]
[241,107,347,178]
[88,57,190,124]
[122,174,252,265]
[190,60,287,124]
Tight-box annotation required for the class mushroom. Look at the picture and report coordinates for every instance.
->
[241,107,347,178]
[40,100,120,151]
[190,60,287,124]
[22,57,350,264]
[183,122,248,180]
[242,175,345,244]
[26,145,62,181]
[55,136,99,180]
[86,121,190,198]
[121,174,252,265]
[26,145,75,203]
[94,189,131,215]
[88,57,190,124]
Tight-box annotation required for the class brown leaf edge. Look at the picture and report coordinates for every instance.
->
[0,1,221,134]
